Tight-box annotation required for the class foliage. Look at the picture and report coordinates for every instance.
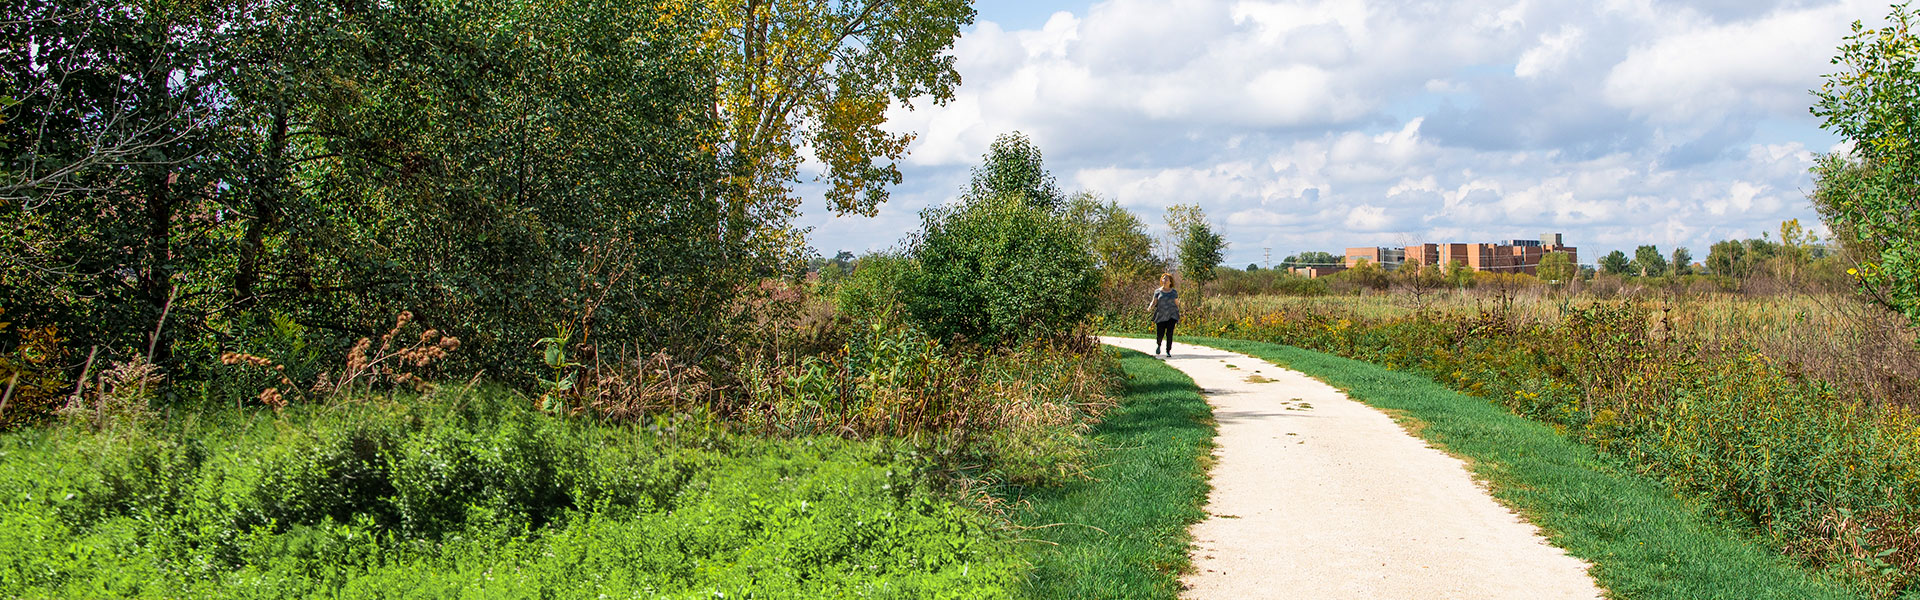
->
[1177,219,1228,287]
[1066,192,1161,282]
[967,132,1063,210]
[1813,3,1920,331]
[1673,247,1695,276]
[1709,237,1785,278]
[1280,251,1341,271]
[711,0,973,221]
[1538,251,1577,283]
[0,314,72,431]
[1332,258,1391,292]
[1601,250,1632,275]
[906,196,1097,348]
[0,391,1022,598]
[0,0,770,384]
[834,252,917,324]
[1189,268,1329,297]
[1633,244,1670,277]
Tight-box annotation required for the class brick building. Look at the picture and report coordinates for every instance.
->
[1304,233,1577,278]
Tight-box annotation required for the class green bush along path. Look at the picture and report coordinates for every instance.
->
[1118,333,1857,600]
[1014,347,1214,599]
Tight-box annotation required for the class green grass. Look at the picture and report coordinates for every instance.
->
[0,388,1022,599]
[1114,333,1860,600]
[1013,347,1214,599]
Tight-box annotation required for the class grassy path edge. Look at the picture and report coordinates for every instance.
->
[1113,332,1858,600]
[1014,346,1215,599]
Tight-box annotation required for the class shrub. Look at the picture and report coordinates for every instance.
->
[906,194,1098,347]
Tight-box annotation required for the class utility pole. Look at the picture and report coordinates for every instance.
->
[1264,248,1271,270]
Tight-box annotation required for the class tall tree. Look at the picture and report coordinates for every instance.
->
[1600,250,1632,275]
[1537,252,1576,283]
[1178,218,1227,287]
[968,132,1062,209]
[1671,247,1694,276]
[1280,251,1340,271]
[1631,245,1668,277]
[1067,192,1159,282]
[712,0,974,270]
[1812,4,1920,328]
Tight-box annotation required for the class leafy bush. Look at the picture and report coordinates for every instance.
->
[906,194,1098,347]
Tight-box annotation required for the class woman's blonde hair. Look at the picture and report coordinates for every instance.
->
[1159,272,1175,289]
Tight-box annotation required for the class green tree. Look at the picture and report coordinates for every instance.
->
[1444,260,1475,287]
[1343,259,1391,292]
[1632,245,1669,277]
[1600,251,1632,275]
[1280,251,1340,271]
[1671,247,1694,276]
[1246,263,1261,272]
[0,0,752,382]
[1705,238,1782,278]
[1065,192,1159,281]
[1537,252,1576,283]
[1177,218,1228,287]
[969,132,1062,209]
[1813,4,1920,327]
[905,194,1098,347]
[713,0,972,220]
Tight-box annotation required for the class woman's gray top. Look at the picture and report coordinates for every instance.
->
[1150,288,1180,323]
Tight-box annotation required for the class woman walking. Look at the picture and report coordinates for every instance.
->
[1148,273,1181,357]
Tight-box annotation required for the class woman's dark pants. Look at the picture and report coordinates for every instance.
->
[1155,319,1177,353]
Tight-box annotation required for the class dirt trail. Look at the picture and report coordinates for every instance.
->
[1100,336,1603,600]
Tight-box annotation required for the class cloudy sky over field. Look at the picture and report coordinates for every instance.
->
[798,0,1881,266]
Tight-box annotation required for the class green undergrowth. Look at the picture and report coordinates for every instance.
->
[1118,333,1859,600]
[0,388,1020,599]
[1012,347,1213,599]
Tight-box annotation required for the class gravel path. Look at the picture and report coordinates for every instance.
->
[1101,336,1604,600]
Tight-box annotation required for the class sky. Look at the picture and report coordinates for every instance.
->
[797,0,1880,268]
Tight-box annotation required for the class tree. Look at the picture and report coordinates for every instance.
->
[1671,247,1693,276]
[0,0,753,381]
[1280,251,1340,271]
[1537,252,1576,283]
[969,132,1062,209]
[1705,237,1781,278]
[1343,259,1391,292]
[1600,250,1632,275]
[1632,245,1669,277]
[1812,4,1920,328]
[1444,260,1474,287]
[1065,192,1158,282]
[1177,218,1227,287]
[906,194,1098,347]
[1246,263,1261,272]
[713,0,972,220]
[1162,204,1206,262]
[1394,262,1446,303]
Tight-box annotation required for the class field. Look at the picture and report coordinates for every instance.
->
[1110,287,1920,598]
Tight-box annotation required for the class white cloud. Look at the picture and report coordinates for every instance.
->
[803,0,1864,263]
[1515,26,1585,78]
